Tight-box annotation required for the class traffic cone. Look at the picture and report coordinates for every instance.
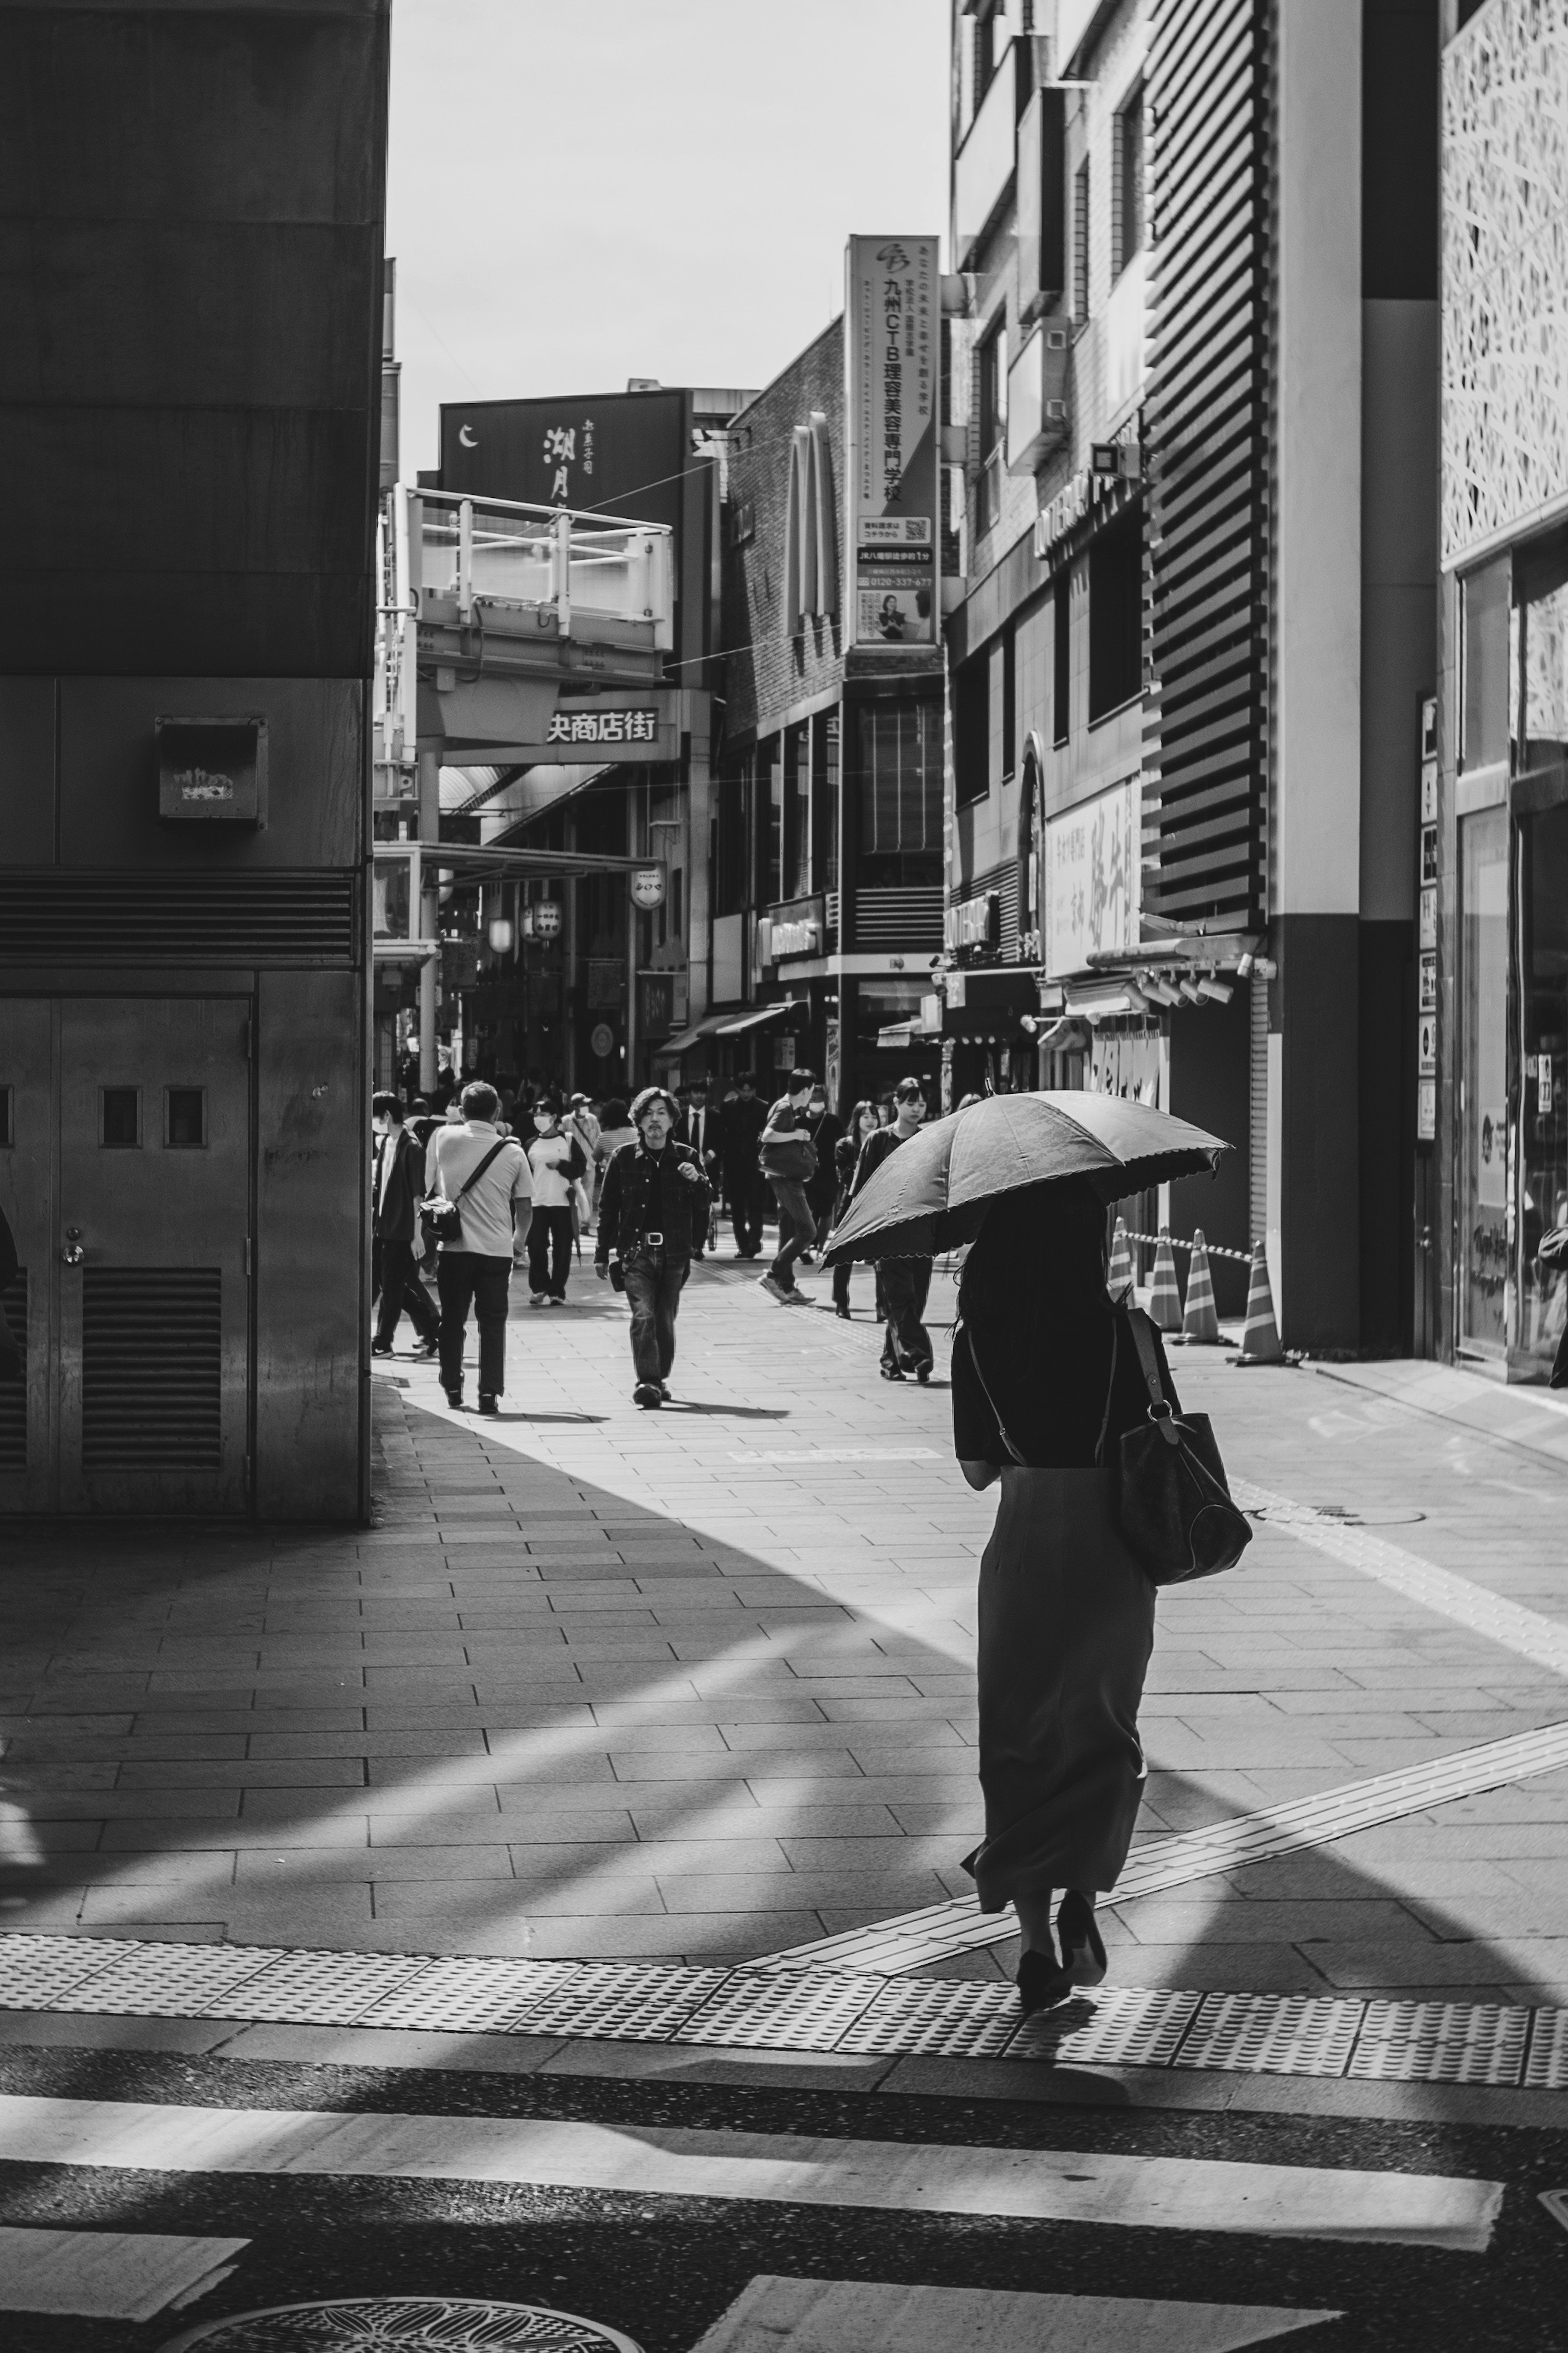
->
[1234,1240,1284,1364]
[1107,1216,1134,1300]
[1180,1228,1221,1344]
[1148,1227,1183,1332]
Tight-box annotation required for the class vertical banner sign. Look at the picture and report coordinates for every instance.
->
[1417,697,1438,1144]
[846,236,939,645]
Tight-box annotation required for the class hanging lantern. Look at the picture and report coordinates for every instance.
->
[533,900,562,938]
[487,917,514,954]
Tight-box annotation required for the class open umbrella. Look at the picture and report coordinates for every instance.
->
[823,1091,1232,1263]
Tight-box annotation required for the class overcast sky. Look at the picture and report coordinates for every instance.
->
[386,0,951,475]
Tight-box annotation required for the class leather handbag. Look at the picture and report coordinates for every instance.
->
[420,1138,508,1248]
[1117,1311,1253,1585]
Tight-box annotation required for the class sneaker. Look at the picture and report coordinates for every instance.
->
[633,1382,662,1409]
[758,1275,789,1303]
[780,1288,812,1307]
[413,1334,440,1358]
[529,1291,548,1308]
[545,1295,565,1307]
[880,1364,906,1382]
[477,1393,499,1416]
[658,1381,671,1400]
[371,1341,393,1357]
[443,1387,463,1410]
[915,1363,933,1385]
[834,1305,851,1320]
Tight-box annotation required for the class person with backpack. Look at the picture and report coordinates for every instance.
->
[525,1096,587,1307]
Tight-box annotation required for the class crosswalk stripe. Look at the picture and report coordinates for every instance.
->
[0,2224,248,2320]
[0,2092,1502,2250]
[749,1717,1568,1973]
[691,2277,1341,2353]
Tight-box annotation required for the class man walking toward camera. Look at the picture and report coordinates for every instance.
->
[371,1093,440,1357]
[595,1087,710,1407]
[719,1073,767,1258]
[429,1081,532,1416]
[758,1067,820,1306]
[851,1075,933,1381]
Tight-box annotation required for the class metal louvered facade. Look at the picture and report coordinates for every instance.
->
[0,872,356,966]
[81,1268,223,1471]
[1142,0,1270,932]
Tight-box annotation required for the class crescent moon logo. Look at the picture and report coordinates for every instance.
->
[459,425,478,448]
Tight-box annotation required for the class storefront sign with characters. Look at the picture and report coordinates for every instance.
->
[1045,777,1141,979]
[629,864,666,910]
[846,235,939,646]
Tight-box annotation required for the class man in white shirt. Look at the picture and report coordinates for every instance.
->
[429,1082,533,1414]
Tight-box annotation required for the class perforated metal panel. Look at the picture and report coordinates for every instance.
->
[674,1968,884,2051]
[1176,1994,1365,2076]
[515,1963,733,2043]
[1350,2000,1530,2085]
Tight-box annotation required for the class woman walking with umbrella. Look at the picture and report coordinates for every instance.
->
[824,1092,1233,2012]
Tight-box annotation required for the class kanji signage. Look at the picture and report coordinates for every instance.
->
[546,709,659,747]
[629,864,666,910]
[845,235,939,646]
[1418,696,1438,1143]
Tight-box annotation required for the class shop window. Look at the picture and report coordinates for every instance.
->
[1089,511,1143,723]
[1113,87,1144,277]
[1516,525,1568,771]
[954,656,989,806]
[165,1088,206,1149]
[100,1088,141,1148]
[1460,806,1509,1351]
[812,710,840,894]
[1521,797,1568,1367]
[1052,580,1071,746]
[857,702,943,885]
[1460,558,1511,770]
[783,721,811,902]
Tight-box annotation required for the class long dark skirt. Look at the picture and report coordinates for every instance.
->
[964,1466,1155,1911]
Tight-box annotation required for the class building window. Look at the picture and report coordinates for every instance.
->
[955,656,989,807]
[974,8,998,104]
[165,1088,207,1148]
[716,760,750,914]
[1073,160,1091,320]
[1113,87,1145,277]
[1460,558,1510,771]
[1052,579,1071,747]
[978,320,1008,534]
[1002,628,1017,781]
[783,720,811,901]
[1089,510,1143,723]
[812,710,840,894]
[100,1088,141,1148]
[757,737,781,906]
[857,702,943,885]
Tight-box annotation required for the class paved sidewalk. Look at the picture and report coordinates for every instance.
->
[2,1244,1567,2008]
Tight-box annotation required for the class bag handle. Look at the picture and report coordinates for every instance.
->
[1125,1307,1182,1447]
[967,1314,1124,1471]
[961,1323,1027,1466]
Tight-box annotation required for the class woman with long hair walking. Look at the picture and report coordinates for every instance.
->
[952,1175,1179,2013]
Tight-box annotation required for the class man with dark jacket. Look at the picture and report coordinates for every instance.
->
[851,1075,933,1381]
[718,1073,767,1259]
[758,1068,820,1305]
[371,1093,440,1356]
[677,1080,721,1259]
[595,1087,712,1407]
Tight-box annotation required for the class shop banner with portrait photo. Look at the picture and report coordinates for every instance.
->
[845,235,939,647]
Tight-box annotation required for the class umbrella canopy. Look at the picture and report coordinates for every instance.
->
[824,1091,1232,1264]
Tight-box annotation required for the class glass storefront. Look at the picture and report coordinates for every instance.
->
[1521,798,1568,1369]
[1460,806,1510,1352]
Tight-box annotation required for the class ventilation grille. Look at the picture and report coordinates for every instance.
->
[82,1269,223,1470]
[949,860,1021,961]
[0,1270,24,1472]
[851,887,944,950]
[0,873,356,965]
[1142,0,1269,932]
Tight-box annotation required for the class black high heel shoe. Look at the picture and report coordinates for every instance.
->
[1015,1947,1074,2015]
[1055,1891,1107,1987]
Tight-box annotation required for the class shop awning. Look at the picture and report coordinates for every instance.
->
[713,1003,795,1035]
[653,1014,728,1057]
[876,1020,940,1048]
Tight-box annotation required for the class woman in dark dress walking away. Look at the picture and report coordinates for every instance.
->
[951,1175,1178,2012]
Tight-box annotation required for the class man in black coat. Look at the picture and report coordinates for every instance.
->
[677,1080,721,1259]
[595,1087,711,1407]
[371,1093,441,1354]
[718,1072,768,1258]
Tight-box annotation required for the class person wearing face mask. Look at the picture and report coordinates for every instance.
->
[595,1087,711,1406]
[525,1097,587,1306]
[852,1076,935,1381]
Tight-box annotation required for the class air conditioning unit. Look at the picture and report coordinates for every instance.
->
[1006,323,1070,475]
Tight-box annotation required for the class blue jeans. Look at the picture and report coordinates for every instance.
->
[623,1253,689,1385]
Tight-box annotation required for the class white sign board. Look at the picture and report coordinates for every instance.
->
[1045,778,1142,979]
[845,235,939,646]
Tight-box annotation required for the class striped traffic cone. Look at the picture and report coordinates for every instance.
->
[1180,1227,1221,1344]
[1107,1216,1134,1300]
[1148,1227,1183,1332]
[1233,1240,1285,1364]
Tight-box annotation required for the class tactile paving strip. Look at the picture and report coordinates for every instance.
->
[199,1949,432,2024]
[1524,2007,1568,2089]
[1349,2000,1531,2084]
[1174,1994,1365,2077]
[54,1942,288,2018]
[512,1963,734,2042]
[1010,1987,1204,2070]
[0,1933,134,2009]
[835,1977,1023,2057]
[674,1968,884,2050]
[355,1956,576,2034]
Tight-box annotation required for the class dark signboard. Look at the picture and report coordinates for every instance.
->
[440,390,689,536]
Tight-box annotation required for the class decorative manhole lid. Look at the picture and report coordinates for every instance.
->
[160,2300,644,2353]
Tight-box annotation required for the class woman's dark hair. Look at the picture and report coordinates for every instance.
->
[849,1098,878,1139]
[959,1176,1109,1331]
[598,1099,629,1128]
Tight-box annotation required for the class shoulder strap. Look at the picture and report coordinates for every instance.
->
[452,1138,509,1202]
[1095,1315,1120,1467]
[1125,1308,1168,1413]
[962,1323,1027,1466]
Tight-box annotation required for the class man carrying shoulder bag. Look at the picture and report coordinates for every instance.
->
[425,1082,532,1416]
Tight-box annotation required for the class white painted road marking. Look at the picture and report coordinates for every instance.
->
[0,2093,1502,2250]
[726,1446,940,1463]
[0,2224,248,2320]
[692,2277,1341,2353]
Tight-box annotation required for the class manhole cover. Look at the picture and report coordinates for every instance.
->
[160,2300,644,2353]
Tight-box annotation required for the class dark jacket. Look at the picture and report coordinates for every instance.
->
[372,1126,427,1244]
[595,1137,713,1265]
[718,1093,766,1173]
[678,1104,721,1171]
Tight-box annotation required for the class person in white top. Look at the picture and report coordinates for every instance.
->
[524,1098,585,1305]
[429,1081,533,1414]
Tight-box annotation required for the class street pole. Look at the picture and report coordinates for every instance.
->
[418,742,439,1095]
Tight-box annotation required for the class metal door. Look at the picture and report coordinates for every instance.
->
[0,999,53,1509]
[0,996,252,1513]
